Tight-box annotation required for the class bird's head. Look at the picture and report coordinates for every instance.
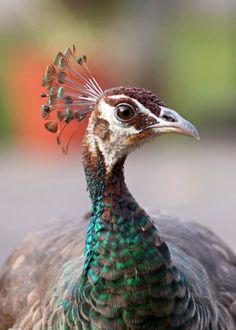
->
[41,47,199,169]
[89,86,199,168]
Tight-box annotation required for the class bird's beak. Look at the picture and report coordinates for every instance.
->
[150,106,200,140]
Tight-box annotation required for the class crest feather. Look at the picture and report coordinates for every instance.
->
[41,46,103,153]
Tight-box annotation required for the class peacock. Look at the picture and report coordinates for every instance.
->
[0,46,236,330]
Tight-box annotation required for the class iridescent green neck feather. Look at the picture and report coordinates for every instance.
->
[47,133,212,329]
[45,123,211,330]
[73,137,209,329]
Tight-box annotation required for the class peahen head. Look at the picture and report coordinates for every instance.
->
[41,46,199,170]
[88,86,199,169]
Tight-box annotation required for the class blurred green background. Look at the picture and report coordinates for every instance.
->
[0,0,235,145]
[0,0,236,264]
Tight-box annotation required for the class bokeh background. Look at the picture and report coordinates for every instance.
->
[0,0,235,265]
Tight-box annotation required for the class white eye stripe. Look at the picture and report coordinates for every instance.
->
[109,94,127,100]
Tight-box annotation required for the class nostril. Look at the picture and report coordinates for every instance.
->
[162,114,176,122]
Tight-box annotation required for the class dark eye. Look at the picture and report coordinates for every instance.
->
[162,114,175,122]
[116,103,135,121]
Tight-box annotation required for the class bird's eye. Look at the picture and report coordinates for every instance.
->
[116,103,135,121]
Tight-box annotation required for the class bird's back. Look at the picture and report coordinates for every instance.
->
[157,215,236,328]
[1,214,236,329]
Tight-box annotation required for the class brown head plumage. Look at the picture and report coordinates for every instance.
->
[41,46,199,159]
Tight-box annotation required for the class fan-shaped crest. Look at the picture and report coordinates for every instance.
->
[41,46,103,153]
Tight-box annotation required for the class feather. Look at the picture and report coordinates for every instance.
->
[41,46,103,153]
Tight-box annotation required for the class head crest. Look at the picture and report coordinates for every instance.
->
[41,46,103,153]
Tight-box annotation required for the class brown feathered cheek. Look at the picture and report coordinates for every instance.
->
[122,113,160,145]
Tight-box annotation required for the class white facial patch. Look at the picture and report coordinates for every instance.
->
[87,94,160,170]
[94,99,139,169]
[98,98,139,135]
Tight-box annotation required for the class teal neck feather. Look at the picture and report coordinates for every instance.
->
[53,141,212,329]
[76,142,203,329]
[82,144,168,272]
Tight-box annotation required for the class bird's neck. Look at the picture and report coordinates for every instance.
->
[83,144,130,209]
[77,139,209,328]
[82,139,152,230]
[82,139,171,275]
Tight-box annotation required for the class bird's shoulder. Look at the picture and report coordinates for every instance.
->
[0,215,88,329]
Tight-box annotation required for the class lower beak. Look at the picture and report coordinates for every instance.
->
[152,106,200,140]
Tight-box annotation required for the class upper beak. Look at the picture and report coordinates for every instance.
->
[150,106,200,140]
